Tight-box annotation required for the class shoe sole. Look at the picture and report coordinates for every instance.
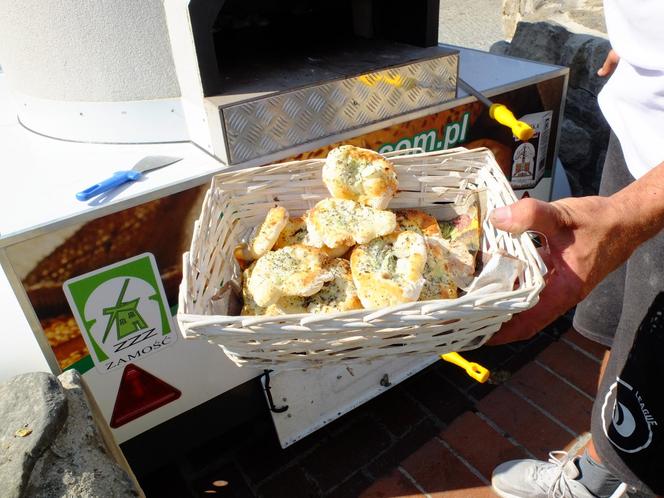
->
[491,486,526,498]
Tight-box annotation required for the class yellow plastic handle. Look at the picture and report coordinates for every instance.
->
[489,104,535,141]
[441,352,490,384]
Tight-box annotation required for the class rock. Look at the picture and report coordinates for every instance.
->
[560,34,611,95]
[507,21,572,65]
[0,372,67,498]
[558,118,594,194]
[564,87,610,143]
[24,370,140,498]
[489,40,511,56]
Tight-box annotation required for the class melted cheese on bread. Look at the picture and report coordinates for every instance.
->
[305,258,362,313]
[248,244,333,307]
[306,198,397,249]
[274,215,350,258]
[235,206,289,268]
[350,231,427,309]
[419,237,458,301]
[241,258,361,315]
[395,209,443,238]
[322,145,398,209]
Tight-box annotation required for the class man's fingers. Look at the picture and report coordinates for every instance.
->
[489,198,564,236]
[597,49,619,77]
[487,271,577,345]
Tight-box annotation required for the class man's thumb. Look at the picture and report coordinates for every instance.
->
[489,198,561,235]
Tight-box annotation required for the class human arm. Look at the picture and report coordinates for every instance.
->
[487,160,664,345]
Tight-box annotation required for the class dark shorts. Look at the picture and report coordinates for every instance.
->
[573,134,664,495]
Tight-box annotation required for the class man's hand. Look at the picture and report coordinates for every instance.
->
[597,49,620,77]
[487,196,634,345]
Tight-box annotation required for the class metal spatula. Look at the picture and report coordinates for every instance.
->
[76,156,182,201]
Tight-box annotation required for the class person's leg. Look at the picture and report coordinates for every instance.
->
[573,133,634,348]
[588,225,664,496]
[586,351,611,464]
[573,353,624,498]
[492,134,641,498]
[570,132,635,489]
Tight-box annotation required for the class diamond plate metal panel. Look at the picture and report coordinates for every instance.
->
[221,53,458,164]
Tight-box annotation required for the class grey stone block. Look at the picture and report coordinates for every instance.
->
[0,372,67,498]
[507,21,573,65]
[24,370,140,498]
[489,40,511,56]
[560,34,611,95]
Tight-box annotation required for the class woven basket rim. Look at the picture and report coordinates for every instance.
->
[178,147,545,326]
[175,147,546,369]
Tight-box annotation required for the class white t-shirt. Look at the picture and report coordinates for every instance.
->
[598,0,664,179]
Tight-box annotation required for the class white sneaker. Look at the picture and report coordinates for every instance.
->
[491,451,597,498]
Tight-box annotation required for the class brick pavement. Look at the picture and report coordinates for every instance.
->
[140,316,607,497]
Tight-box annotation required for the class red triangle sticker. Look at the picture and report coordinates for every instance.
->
[110,363,181,428]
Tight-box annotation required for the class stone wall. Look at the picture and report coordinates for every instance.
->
[0,371,143,498]
[492,21,612,196]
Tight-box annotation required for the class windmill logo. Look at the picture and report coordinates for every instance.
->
[102,278,149,343]
[63,253,178,374]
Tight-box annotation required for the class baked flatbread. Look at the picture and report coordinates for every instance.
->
[306,198,397,249]
[395,209,443,238]
[247,244,333,307]
[419,237,458,301]
[350,231,427,309]
[305,258,362,313]
[322,145,398,209]
[235,206,289,268]
[274,215,350,258]
[241,264,308,316]
[241,258,362,315]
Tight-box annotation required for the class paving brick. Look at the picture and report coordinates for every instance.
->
[562,329,608,361]
[537,340,602,397]
[256,465,319,498]
[366,386,427,438]
[235,423,320,486]
[508,362,593,435]
[501,332,555,373]
[466,380,499,402]
[193,462,254,498]
[368,418,439,478]
[402,369,472,426]
[325,472,373,498]
[462,344,518,370]
[464,335,555,401]
[302,415,391,493]
[477,387,574,459]
[440,412,529,480]
[358,469,424,498]
[400,438,486,497]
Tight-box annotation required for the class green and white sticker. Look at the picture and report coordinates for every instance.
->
[63,253,177,374]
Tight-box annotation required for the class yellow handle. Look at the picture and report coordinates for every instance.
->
[441,352,490,384]
[489,104,535,142]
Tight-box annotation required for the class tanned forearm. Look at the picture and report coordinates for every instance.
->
[610,160,664,247]
[487,159,664,344]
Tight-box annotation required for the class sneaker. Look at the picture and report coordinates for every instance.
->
[492,451,597,498]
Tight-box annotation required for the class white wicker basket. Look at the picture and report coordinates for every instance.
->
[177,148,545,369]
